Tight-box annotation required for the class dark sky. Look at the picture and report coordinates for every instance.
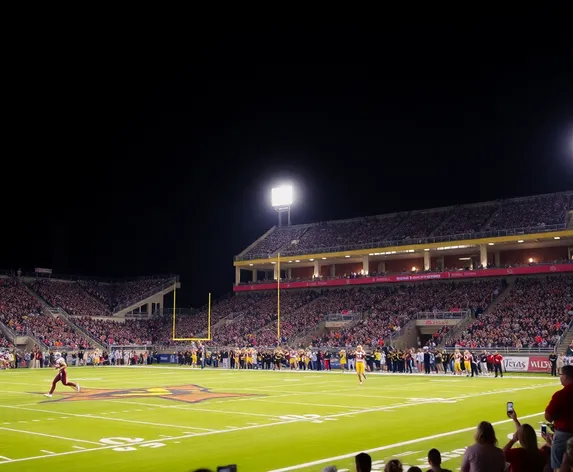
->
[3,17,573,307]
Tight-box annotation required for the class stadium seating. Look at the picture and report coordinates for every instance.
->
[22,315,91,349]
[238,193,571,259]
[310,280,503,348]
[0,333,12,348]
[30,280,112,317]
[450,276,572,349]
[200,279,503,347]
[78,277,174,312]
[0,278,44,332]
[73,317,156,346]
[484,193,570,231]
[433,204,499,236]
[241,226,308,259]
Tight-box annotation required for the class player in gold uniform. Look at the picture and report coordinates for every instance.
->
[339,349,347,372]
[355,345,366,384]
[463,350,472,377]
[453,349,462,375]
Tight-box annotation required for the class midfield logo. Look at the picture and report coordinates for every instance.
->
[39,384,257,404]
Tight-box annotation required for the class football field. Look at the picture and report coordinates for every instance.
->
[0,366,560,471]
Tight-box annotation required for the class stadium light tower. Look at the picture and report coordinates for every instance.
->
[271,184,293,227]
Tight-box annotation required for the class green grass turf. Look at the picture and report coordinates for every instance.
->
[0,366,561,471]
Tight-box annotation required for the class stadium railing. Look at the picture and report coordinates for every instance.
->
[0,320,16,345]
[416,311,470,320]
[443,346,556,354]
[235,223,566,260]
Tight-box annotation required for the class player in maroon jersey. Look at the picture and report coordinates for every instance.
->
[44,354,80,397]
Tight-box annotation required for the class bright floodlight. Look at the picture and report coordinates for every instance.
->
[271,185,293,208]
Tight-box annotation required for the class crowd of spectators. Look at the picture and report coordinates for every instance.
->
[485,193,570,231]
[72,317,156,346]
[0,278,92,349]
[22,314,91,349]
[238,193,571,259]
[0,333,12,348]
[0,278,44,332]
[434,203,499,236]
[30,279,111,317]
[175,279,502,348]
[241,226,308,259]
[388,209,451,241]
[77,277,175,312]
[207,291,319,346]
[451,276,572,349]
[313,280,503,348]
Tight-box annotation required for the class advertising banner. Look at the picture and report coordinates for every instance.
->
[528,356,551,373]
[35,267,52,274]
[502,356,529,372]
[417,319,458,326]
[234,264,573,292]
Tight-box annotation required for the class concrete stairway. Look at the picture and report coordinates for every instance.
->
[437,279,515,346]
[556,324,573,355]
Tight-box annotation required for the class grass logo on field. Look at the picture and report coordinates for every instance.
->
[37,384,258,404]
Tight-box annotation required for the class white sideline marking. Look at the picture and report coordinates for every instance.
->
[0,457,11,463]
[0,405,216,432]
[267,412,545,471]
[40,451,55,455]
[0,427,100,445]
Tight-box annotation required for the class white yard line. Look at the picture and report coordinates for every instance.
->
[267,412,546,471]
[0,410,546,466]
[0,458,11,463]
[0,427,101,445]
[0,405,216,432]
[101,399,281,419]
[257,399,367,410]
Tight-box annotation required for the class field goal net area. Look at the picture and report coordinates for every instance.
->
[171,308,211,342]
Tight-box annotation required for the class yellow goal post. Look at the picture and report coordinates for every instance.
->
[171,285,211,342]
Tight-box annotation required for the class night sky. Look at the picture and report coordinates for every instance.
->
[3,19,572,307]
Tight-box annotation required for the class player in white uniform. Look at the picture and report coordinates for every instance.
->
[44,353,80,398]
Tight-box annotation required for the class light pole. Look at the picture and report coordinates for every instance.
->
[271,185,293,227]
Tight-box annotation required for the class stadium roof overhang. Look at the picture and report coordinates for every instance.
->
[234,229,573,268]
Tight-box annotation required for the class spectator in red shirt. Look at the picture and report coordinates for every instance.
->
[545,365,573,471]
[493,352,503,378]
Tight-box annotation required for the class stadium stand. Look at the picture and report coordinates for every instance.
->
[484,193,570,230]
[196,279,502,347]
[30,279,112,317]
[449,276,572,349]
[0,333,12,348]
[0,278,44,332]
[78,277,175,311]
[237,192,571,259]
[73,316,156,346]
[21,314,92,349]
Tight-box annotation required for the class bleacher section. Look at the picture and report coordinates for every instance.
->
[449,276,572,349]
[1,192,572,355]
[237,192,571,259]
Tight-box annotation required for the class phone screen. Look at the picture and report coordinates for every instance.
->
[507,402,514,414]
[541,424,547,434]
[217,466,237,472]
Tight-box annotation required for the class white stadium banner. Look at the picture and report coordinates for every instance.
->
[503,356,529,372]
